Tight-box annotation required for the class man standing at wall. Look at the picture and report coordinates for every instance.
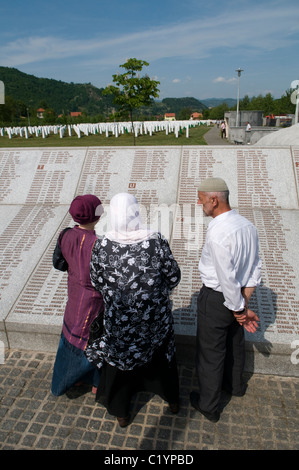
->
[190,177,262,422]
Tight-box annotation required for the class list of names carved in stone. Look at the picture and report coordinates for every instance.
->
[0,148,85,319]
[2,147,298,343]
[171,148,217,333]
[8,215,73,321]
[236,148,299,341]
[0,148,84,205]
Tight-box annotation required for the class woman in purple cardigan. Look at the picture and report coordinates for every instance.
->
[51,194,104,396]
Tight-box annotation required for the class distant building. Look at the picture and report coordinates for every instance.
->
[37,108,45,118]
[70,111,82,118]
[164,113,176,121]
[224,110,280,145]
[264,114,293,127]
[190,112,203,120]
[224,110,263,128]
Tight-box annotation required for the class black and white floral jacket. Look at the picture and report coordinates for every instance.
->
[85,233,181,371]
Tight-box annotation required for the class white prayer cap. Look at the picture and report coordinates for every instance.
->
[198,177,228,192]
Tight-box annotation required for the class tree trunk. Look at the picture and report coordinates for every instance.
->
[130,109,135,146]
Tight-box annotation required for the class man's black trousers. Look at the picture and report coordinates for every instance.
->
[195,285,246,414]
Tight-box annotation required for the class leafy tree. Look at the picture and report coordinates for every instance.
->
[263,93,275,115]
[202,108,210,119]
[208,102,229,120]
[178,107,193,120]
[0,96,16,125]
[273,89,295,115]
[38,99,50,110]
[102,58,160,144]
[43,108,58,125]
[250,94,267,111]
[238,95,251,110]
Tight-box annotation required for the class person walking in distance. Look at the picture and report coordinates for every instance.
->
[221,121,226,138]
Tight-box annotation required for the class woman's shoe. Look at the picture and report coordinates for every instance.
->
[91,386,97,394]
[117,416,130,427]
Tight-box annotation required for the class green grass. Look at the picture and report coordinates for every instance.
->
[0,124,210,147]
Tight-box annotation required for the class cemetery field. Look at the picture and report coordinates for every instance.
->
[0,123,210,147]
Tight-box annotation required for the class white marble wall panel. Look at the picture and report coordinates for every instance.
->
[0,147,86,205]
[169,147,299,344]
[1,145,298,355]
[0,205,69,323]
[80,147,181,237]
[3,147,182,337]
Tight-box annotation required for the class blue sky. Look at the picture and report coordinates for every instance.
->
[1,0,299,100]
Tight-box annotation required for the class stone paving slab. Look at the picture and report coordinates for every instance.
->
[0,349,298,451]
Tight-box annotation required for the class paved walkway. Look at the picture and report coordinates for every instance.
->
[0,349,298,451]
[204,125,230,145]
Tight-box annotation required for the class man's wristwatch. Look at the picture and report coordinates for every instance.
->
[234,307,247,316]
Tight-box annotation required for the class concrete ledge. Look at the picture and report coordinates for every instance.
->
[2,326,298,377]
[7,330,60,353]
[4,318,62,353]
[245,341,299,377]
[175,335,299,377]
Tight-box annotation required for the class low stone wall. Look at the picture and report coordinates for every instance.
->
[228,126,279,145]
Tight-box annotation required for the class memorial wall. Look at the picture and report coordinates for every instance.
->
[1,145,299,375]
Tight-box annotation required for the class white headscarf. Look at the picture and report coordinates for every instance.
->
[105,193,155,244]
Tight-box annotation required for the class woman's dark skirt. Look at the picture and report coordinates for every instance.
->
[96,340,180,418]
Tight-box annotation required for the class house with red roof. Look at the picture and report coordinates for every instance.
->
[164,113,176,121]
[70,111,82,118]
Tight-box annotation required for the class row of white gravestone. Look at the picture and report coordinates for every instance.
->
[0,120,216,139]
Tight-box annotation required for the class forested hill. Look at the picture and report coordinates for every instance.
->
[161,97,208,114]
[0,66,113,115]
[0,66,208,118]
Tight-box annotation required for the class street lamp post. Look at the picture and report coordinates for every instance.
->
[236,68,243,127]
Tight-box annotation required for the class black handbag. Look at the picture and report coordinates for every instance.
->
[88,303,105,344]
[52,227,72,271]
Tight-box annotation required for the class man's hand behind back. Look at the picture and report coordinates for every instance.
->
[234,308,260,333]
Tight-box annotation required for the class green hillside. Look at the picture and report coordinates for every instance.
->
[0,66,113,116]
[160,97,208,114]
[0,67,208,121]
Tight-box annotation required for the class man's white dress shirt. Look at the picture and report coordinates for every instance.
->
[198,209,262,312]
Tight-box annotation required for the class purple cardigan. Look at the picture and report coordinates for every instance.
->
[60,226,103,350]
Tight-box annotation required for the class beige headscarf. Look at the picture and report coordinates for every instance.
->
[105,193,155,244]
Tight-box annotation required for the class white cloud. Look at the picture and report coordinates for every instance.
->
[172,78,181,83]
[213,76,237,84]
[0,5,298,67]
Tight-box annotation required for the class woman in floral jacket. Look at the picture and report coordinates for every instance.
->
[85,193,181,427]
